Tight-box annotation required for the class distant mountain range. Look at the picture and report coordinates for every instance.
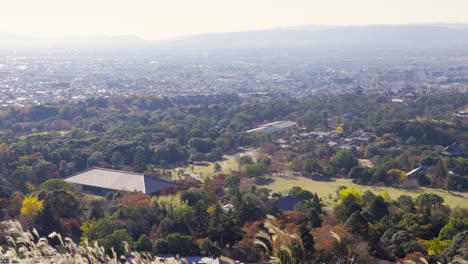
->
[157,24,468,50]
[0,34,148,50]
[1,24,468,51]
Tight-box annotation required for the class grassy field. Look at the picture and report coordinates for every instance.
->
[168,149,258,180]
[267,175,468,209]
[166,148,467,209]
[19,130,69,140]
[169,154,241,180]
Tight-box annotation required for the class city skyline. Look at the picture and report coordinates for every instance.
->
[1,0,468,41]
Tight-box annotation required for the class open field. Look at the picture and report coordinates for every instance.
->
[165,148,467,209]
[18,130,69,140]
[267,176,468,209]
[169,153,243,180]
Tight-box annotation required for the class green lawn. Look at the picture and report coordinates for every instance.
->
[19,130,69,140]
[169,154,240,180]
[267,176,468,209]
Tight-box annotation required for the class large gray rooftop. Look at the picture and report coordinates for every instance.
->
[65,168,177,194]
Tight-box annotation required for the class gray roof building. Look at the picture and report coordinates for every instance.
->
[65,167,178,194]
[246,120,298,134]
[441,142,465,157]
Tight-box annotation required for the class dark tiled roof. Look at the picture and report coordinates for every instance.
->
[278,196,304,211]
[441,142,465,157]
[144,176,178,194]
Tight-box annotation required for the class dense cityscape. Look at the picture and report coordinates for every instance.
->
[1,49,468,107]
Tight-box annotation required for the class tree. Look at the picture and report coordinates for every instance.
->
[347,167,372,184]
[86,218,125,242]
[12,165,36,192]
[441,231,468,262]
[87,151,106,168]
[335,194,362,223]
[398,213,433,239]
[303,159,321,177]
[27,105,59,121]
[135,234,152,252]
[153,239,169,254]
[338,188,362,204]
[34,160,59,183]
[397,195,415,213]
[424,237,450,256]
[207,204,224,243]
[243,163,266,177]
[233,192,266,222]
[35,202,64,239]
[208,204,243,247]
[368,196,389,221]
[188,138,215,153]
[165,233,199,256]
[439,208,468,240]
[298,222,315,261]
[336,125,344,135]
[345,211,369,237]
[0,143,10,174]
[190,200,209,238]
[88,122,105,132]
[133,146,146,170]
[361,190,376,207]
[415,193,444,211]
[97,229,133,256]
[385,169,405,185]
[110,151,124,168]
[20,196,44,218]
[39,179,79,193]
[180,188,212,207]
[331,150,358,173]
[224,175,240,190]
[199,238,222,257]
[380,230,424,260]
[289,186,314,200]
[213,162,222,173]
[433,159,447,180]
[43,190,80,219]
[238,155,254,165]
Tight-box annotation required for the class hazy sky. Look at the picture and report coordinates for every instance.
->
[1,0,468,40]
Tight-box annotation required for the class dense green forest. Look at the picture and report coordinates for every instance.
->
[0,92,466,263]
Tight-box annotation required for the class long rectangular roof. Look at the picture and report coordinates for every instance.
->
[246,120,297,133]
[65,168,177,194]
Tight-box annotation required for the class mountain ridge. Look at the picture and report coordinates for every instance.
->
[1,23,468,51]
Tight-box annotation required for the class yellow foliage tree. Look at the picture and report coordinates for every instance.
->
[399,171,407,183]
[387,169,405,184]
[424,237,450,255]
[378,191,392,202]
[338,188,362,204]
[20,196,44,218]
[336,125,344,135]
[79,220,97,243]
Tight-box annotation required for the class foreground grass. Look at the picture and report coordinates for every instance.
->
[1,220,235,264]
[267,176,468,209]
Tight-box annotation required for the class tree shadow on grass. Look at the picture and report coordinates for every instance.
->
[192,161,210,167]
[313,177,336,182]
[253,176,274,186]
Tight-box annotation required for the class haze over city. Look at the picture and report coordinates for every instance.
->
[1,0,468,40]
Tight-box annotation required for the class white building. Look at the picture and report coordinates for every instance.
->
[246,120,298,134]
